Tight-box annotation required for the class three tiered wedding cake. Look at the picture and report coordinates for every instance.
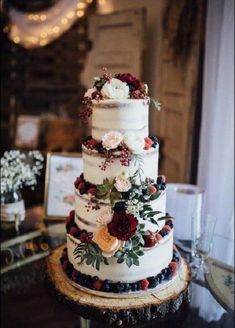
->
[60,71,180,297]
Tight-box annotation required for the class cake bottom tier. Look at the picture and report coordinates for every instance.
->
[61,231,178,297]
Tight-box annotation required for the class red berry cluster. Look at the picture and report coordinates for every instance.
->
[143,219,174,248]
[120,147,132,166]
[65,210,93,243]
[79,98,92,124]
[83,138,99,150]
[144,137,154,150]
[99,155,115,171]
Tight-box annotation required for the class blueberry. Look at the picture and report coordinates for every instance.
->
[157,273,163,282]
[80,189,86,195]
[131,283,137,291]
[142,188,148,196]
[66,263,73,277]
[102,279,111,292]
[114,282,125,293]
[124,283,130,292]
[80,173,84,180]
[161,183,166,190]
[136,282,141,291]
[148,277,158,289]
[161,268,168,275]
[164,268,172,280]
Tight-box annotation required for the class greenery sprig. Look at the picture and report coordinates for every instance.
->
[73,242,109,270]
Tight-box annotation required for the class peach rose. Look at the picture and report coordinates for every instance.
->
[96,208,113,225]
[93,225,122,257]
[102,131,123,150]
[114,174,131,192]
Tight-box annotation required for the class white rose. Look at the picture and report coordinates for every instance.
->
[114,174,131,192]
[124,132,145,153]
[102,131,123,150]
[84,87,96,98]
[101,78,130,99]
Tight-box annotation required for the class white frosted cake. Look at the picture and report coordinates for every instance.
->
[60,71,180,296]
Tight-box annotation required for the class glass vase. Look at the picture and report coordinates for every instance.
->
[0,189,25,232]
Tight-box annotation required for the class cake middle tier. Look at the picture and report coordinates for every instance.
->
[74,189,167,233]
[82,147,159,185]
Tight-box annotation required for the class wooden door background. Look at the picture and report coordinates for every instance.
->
[81,8,145,88]
[157,0,206,183]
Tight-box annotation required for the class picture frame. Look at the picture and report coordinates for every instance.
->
[44,152,83,221]
[15,115,40,149]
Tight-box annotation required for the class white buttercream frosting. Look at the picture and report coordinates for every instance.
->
[91,99,149,141]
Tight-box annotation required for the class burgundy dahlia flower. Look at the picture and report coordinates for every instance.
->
[115,73,142,92]
[108,211,138,241]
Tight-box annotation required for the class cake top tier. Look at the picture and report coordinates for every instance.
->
[80,70,161,125]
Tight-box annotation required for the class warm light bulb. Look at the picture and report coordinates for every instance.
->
[86,0,93,3]
[13,36,20,44]
[77,2,86,8]
[61,18,68,24]
[40,39,48,46]
[67,11,75,19]
[40,14,47,21]
[77,10,84,17]
[40,32,48,38]
[53,26,60,33]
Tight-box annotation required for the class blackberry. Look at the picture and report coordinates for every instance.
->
[95,142,104,153]
[79,189,86,195]
[113,282,125,293]
[113,202,126,212]
[148,277,158,289]
[131,283,138,291]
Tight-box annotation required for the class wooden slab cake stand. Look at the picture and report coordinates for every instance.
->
[45,245,192,327]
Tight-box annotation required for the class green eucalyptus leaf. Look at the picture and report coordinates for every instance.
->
[150,97,161,111]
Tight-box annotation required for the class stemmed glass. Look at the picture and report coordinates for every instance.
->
[191,212,217,280]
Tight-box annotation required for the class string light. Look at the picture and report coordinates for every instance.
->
[9,0,88,48]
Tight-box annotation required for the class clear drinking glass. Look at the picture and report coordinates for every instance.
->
[166,184,205,252]
[191,213,217,280]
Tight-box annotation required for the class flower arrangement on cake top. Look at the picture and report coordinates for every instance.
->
[80,68,161,124]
